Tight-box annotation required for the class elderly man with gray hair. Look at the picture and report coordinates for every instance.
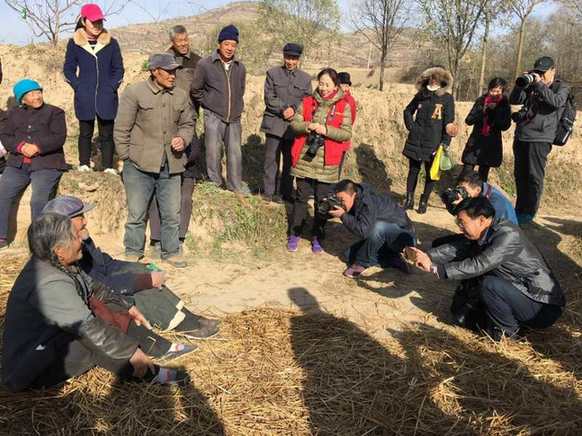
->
[148,25,202,252]
[114,53,194,268]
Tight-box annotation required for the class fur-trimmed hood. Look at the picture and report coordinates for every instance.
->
[415,67,453,96]
[73,28,112,48]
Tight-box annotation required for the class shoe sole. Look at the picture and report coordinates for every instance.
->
[179,330,220,340]
[158,347,199,363]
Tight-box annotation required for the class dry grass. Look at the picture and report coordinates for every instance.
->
[1,255,581,435]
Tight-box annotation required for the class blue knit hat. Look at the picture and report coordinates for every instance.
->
[13,79,43,104]
[218,24,239,43]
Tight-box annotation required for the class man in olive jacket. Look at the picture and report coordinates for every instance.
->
[408,197,565,340]
[260,43,311,202]
[114,53,194,268]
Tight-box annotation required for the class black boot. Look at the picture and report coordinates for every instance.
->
[418,194,429,214]
[403,192,414,210]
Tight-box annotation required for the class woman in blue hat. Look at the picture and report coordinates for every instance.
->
[0,79,67,250]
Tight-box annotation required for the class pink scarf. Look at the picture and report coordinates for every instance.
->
[481,94,502,136]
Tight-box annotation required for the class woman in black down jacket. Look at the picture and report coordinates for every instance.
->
[461,77,511,182]
[402,67,455,214]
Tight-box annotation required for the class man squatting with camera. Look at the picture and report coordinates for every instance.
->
[406,196,565,340]
[510,56,570,225]
[328,179,415,279]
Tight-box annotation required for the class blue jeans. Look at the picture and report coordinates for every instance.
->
[122,160,181,258]
[347,221,415,268]
[0,165,62,240]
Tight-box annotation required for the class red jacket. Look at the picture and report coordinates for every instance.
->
[291,95,351,167]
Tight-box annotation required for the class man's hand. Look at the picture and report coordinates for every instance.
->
[128,306,152,330]
[151,271,167,289]
[532,72,542,83]
[329,206,345,219]
[129,348,155,378]
[282,107,295,120]
[171,136,186,152]
[445,123,459,137]
[405,247,433,272]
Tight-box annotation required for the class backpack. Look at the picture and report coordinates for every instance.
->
[553,87,576,146]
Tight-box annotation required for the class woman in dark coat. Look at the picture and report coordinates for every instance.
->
[461,77,511,182]
[63,3,124,174]
[0,79,67,250]
[402,66,455,214]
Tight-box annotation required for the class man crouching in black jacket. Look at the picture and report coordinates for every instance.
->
[329,179,415,278]
[406,196,565,340]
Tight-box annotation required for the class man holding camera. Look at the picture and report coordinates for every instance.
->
[406,197,565,340]
[510,56,570,225]
[329,180,415,278]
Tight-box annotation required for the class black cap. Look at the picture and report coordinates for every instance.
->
[283,43,303,57]
[338,72,352,86]
[533,56,555,72]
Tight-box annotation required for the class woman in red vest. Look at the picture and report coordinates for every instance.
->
[287,68,353,254]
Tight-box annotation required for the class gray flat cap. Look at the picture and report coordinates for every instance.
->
[148,53,181,71]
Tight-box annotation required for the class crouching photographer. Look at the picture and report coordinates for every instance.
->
[328,179,415,278]
[287,68,353,254]
[405,197,565,340]
[510,56,571,225]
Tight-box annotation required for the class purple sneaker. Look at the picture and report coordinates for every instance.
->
[343,264,366,278]
[287,235,300,252]
[311,238,323,254]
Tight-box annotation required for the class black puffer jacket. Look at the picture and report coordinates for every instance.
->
[2,258,138,392]
[340,183,414,239]
[428,219,565,307]
[461,95,511,167]
[403,67,455,162]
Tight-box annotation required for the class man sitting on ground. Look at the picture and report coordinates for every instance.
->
[406,197,565,340]
[42,195,219,339]
[329,179,415,278]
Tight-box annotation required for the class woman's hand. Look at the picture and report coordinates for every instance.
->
[128,306,152,330]
[129,348,155,378]
[308,123,327,135]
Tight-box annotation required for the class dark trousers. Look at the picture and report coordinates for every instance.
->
[289,177,333,239]
[79,117,115,169]
[0,165,62,239]
[149,175,195,242]
[513,140,552,217]
[480,275,562,337]
[461,163,490,182]
[347,221,415,268]
[29,322,171,389]
[263,134,293,199]
[406,158,436,196]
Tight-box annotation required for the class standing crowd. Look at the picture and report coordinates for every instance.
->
[0,3,571,392]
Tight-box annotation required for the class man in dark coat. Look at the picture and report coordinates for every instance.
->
[509,56,570,225]
[407,197,565,340]
[192,24,247,194]
[260,42,311,202]
[329,179,415,278]
[0,79,67,250]
[63,4,124,173]
[402,66,455,213]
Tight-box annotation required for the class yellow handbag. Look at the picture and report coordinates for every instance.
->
[430,145,444,181]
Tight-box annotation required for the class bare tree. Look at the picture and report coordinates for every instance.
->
[257,0,341,59]
[509,0,545,79]
[560,0,582,19]
[351,0,411,91]
[419,0,489,97]
[4,0,128,46]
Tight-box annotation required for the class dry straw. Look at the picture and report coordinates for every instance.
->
[1,255,581,435]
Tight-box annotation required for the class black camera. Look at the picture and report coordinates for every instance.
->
[305,132,325,159]
[317,194,343,216]
[441,186,470,215]
[515,70,541,88]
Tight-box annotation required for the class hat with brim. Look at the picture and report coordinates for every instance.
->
[42,195,96,218]
[13,79,43,104]
[283,43,303,57]
[81,3,106,21]
[533,56,555,73]
[148,53,181,71]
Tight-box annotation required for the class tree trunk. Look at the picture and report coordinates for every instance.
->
[478,16,490,98]
[379,48,387,91]
[514,19,527,80]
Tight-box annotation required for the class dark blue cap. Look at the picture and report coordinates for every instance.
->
[218,24,239,43]
[283,43,303,57]
[42,195,95,218]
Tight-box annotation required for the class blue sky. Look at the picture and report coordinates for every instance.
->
[0,0,556,45]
